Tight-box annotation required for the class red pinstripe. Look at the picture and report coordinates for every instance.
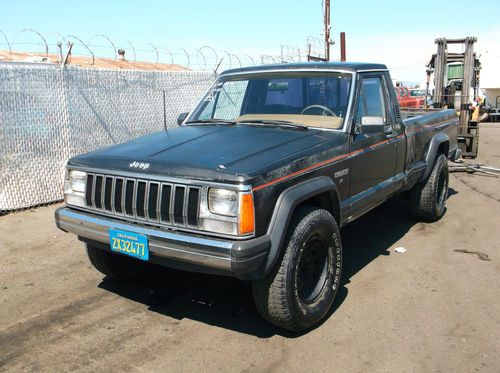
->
[252,118,456,192]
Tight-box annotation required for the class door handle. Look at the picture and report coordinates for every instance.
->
[386,132,399,139]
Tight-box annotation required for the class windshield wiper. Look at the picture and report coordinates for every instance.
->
[237,119,308,130]
[185,119,236,125]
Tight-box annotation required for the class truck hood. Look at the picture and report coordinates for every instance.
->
[68,124,347,183]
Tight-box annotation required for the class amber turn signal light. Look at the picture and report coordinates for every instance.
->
[238,193,255,235]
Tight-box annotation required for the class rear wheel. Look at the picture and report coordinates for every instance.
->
[410,153,449,222]
[87,245,151,280]
[252,206,342,332]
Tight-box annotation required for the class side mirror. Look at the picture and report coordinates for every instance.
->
[177,112,189,126]
[360,116,385,134]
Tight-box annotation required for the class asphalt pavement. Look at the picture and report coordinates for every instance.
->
[1,125,499,372]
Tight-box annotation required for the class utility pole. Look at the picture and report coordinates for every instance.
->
[308,0,332,62]
[340,31,346,61]
[324,0,331,61]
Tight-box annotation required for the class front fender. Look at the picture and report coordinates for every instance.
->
[263,176,341,275]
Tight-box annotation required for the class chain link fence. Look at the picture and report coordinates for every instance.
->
[0,62,214,212]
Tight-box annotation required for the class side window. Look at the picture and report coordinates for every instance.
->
[198,96,216,120]
[212,80,248,120]
[355,77,387,124]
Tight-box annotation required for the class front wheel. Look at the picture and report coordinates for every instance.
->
[252,206,342,332]
[410,153,449,222]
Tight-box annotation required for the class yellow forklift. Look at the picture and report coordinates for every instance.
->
[426,37,481,158]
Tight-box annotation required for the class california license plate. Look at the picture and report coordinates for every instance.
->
[109,228,149,261]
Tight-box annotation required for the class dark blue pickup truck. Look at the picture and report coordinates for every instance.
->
[56,62,458,331]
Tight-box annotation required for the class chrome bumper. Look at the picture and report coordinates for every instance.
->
[55,207,270,279]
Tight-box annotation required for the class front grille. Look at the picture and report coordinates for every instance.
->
[84,173,201,228]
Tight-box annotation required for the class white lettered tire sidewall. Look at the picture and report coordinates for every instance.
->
[251,206,343,332]
[287,211,342,329]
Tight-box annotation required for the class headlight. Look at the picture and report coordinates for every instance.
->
[200,188,254,236]
[64,170,87,207]
[208,188,238,216]
[68,170,86,193]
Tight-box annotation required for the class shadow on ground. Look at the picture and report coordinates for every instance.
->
[98,197,437,338]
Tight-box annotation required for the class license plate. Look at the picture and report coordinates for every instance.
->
[109,228,149,261]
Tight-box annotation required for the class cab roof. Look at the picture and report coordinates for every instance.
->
[220,62,388,76]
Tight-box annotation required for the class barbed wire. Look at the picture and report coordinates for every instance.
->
[243,54,255,66]
[306,35,324,59]
[0,30,12,58]
[260,55,279,64]
[178,47,191,69]
[66,35,95,65]
[281,44,303,63]
[0,28,308,71]
[157,47,174,66]
[12,28,49,57]
[196,46,218,71]
[88,34,117,60]
[43,32,68,56]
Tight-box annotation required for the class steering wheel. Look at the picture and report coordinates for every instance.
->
[300,105,337,117]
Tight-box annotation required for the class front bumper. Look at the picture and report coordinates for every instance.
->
[55,207,271,280]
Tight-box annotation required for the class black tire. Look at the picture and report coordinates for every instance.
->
[87,245,151,281]
[410,153,449,222]
[252,206,342,332]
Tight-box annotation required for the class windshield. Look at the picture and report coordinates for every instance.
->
[188,72,353,129]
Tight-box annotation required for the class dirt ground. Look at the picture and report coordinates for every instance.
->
[1,125,499,373]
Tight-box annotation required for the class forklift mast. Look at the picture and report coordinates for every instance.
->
[429,37,480,158]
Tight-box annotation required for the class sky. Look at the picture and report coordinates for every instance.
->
[1,0,500,84]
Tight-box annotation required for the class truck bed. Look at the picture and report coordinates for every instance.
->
[400,107,445,120]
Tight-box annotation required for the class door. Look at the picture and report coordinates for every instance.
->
[348,73,398,218]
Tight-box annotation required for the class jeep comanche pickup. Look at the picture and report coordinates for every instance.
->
[56,62,458,331]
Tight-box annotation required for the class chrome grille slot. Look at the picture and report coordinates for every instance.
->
[136,181,147,219]
[160,184,172,223]
[104,177,113,211]
[147,182,159,221]
[173,186,185,225]
[124,179,135,216]
[94,175,104,210]
[114,178,124,214]
[83,173,201,230]
[187,187,200,226]
[85,174,94,207]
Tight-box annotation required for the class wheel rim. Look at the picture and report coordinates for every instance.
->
[296,237,329,304]
[436,167,448,207]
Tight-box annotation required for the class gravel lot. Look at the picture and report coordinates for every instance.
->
[1,125,499,373]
